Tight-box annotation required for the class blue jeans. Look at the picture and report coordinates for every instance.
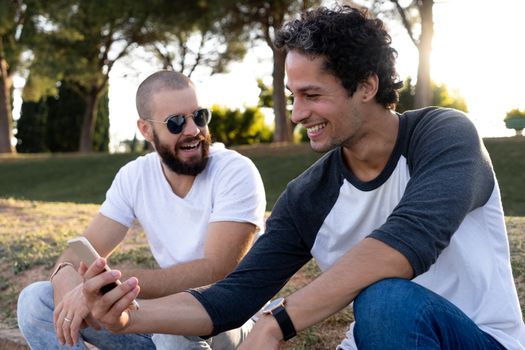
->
[18,281,253,350]
[351,278,506,350]
[17,281,155,350]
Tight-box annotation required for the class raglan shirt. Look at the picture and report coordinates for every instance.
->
[190,108,525,349]
[99,144,266,269]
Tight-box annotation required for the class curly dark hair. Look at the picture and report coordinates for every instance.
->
[275,5,402,109]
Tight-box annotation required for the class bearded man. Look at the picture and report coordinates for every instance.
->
[17,70,266,350]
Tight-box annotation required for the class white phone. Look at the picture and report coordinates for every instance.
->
[67,236,139,310]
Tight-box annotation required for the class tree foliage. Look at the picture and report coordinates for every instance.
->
[504,109,525,137]
[208,105,273,146]
[0,0,42,153]
[16,81,109,152]
[144,1,248,78]
[15,99,48,152]
[27,0,156,152]
[219,0,320,143]
[396,77,467,113]
[352,0,434,108]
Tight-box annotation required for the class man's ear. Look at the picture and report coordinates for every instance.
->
[137,118,154,143]
[359,74,379,102]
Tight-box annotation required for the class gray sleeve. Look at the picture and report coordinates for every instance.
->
[369,109,495,276]
[189,188,312,336]
[188,151,342,336]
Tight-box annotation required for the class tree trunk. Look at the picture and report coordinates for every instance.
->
[0,58,14,153]
[272,47,292,142]
[414,0,434,108]
[78,86,101,153]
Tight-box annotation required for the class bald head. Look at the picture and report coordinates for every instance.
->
[136,70,194,119]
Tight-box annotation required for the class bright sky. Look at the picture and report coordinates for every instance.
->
[426,0,524,138]
[12,0,525,150]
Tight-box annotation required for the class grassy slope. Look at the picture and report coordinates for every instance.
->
[0,138,523,213]
[0,138,523,348]
[1,199,524,349]
[0,153,137,204]
[483,137,525,215]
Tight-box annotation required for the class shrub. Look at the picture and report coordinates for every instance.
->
[504,109,525,136]
[396,77,468,113]
[208,105,273,146]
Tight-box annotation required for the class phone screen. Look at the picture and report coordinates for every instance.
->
[100,281,119,294]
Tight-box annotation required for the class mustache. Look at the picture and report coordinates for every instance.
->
[176,135,207,147]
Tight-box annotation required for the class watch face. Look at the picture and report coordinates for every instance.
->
[263,297,285,314]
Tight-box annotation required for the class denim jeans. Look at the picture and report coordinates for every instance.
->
[348,278,506,350]
[17,281,252,350]
[151,321,253,350]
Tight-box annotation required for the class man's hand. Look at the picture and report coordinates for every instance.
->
[238,315,283,350]
[80,258,140,333]
[53,283,102,346]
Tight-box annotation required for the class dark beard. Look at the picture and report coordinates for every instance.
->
[153,131,211,176]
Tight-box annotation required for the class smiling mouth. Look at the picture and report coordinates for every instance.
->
[307,123,327,134]
[179,140,201,151]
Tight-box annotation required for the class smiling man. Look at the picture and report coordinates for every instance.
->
[17,70,266,350]
[80,6,524,350]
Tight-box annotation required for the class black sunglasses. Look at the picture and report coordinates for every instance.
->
[146,108,211,134]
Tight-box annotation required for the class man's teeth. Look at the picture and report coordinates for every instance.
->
[307,123,326,133]
[180,141,200,150]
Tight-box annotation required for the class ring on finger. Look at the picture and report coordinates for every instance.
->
[64,316,72,323]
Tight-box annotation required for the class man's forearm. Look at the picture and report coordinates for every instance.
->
[124,292,214,335]
[123,222,257,299]
[275,238,413,335]
[123,258,220,299]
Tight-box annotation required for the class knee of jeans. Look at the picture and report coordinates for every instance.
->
[354,278,416,321]
[17,281,53,329]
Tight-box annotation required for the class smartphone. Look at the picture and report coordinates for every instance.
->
[67,236,139,310]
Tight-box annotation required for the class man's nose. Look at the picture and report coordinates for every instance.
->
[181,116,201,136]
[291,99,309,124]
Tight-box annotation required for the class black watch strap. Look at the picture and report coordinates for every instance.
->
[271,305,297,341]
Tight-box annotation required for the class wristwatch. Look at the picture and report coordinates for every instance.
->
[262,297,296,341]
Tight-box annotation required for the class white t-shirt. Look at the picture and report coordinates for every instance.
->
[190,109,525,349]
[100,144,266,268]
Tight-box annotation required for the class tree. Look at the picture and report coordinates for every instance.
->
[45,83,83,152]
[353,0,434,108]
[30,0,155,153]
[221,0,320,143]
[16,81,110,152]
[0,0,40,153]
[93,89,109,152]
[15,99,48,152]
[504,109,525,137]
[146,2,248,78]
[396,77,467,113]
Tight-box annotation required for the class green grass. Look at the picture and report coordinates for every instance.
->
[483,137,525,215]
[0,144,323,210]
[1,198,523,348]
[243,145,322,209]
[0,140,523,347]
[0,153,138,204]
[1,138,522,213]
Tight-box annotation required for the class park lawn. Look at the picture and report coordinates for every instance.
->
[0,138,523,348]
[0,143,322,209]
[1,198,525,349]
[0,138,523,214]
[483,137,525,216]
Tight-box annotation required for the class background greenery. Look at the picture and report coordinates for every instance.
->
[0,138,523,214]
[17,83,110,153]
